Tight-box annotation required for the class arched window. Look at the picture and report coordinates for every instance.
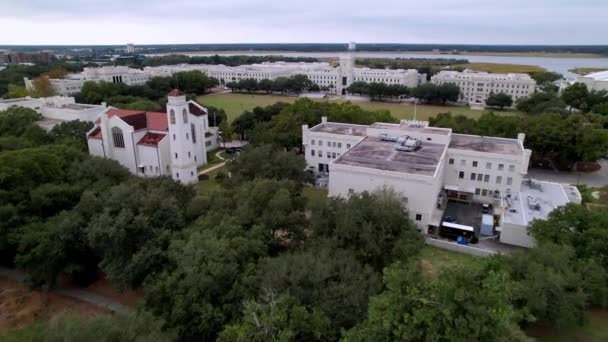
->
[111,127,125,148]
[170,109,176,125]
[191,123,196,144]
[182,108,188,124]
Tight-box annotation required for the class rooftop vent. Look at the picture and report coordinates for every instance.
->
[394,137,421,152]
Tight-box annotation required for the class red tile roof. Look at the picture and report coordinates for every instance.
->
[146,112,168,131]
[137,132,166,147]
[189,102,207,117]
[168,89,185,97]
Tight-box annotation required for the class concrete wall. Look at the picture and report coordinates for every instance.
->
[87,138,104,158]
[329,164,441,231]
[425,237,497,257]
[136,144,163,177]
[499,222,535,248]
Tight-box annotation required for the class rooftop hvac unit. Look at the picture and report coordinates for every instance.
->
[394,138,421,152]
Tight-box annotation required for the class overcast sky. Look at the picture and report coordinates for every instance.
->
[1,0,606,45]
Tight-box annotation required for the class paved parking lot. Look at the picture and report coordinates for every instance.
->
[443,201,484,234]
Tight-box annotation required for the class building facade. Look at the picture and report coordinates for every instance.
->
[431,70,536,105]
[87,90,215,184]
[302,118,580,248]
[574,70,608,92]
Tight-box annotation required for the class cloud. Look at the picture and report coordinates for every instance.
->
[0,0,606,44]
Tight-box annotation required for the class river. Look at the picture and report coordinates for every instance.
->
[148,51,608,79]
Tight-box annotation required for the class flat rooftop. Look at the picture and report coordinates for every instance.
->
[502,179,578,226]
[371,122,451,135]
[309,122,367,136]
[449,134,522,156]
[333,136,446,176]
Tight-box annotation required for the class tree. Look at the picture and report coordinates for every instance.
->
[49,120,94,151]
[227,145,312,185]
[0,106,41,137]
[85,177,194,289]
[592,102,608,115]
[249,245,381,338]
[485,92,513,109]
[205,105,228,127]
[286,74,313,94]
[29,75,56,98]
[562,82,589,112]
[259,78,274,94]
[528,71,563,84]
[171,70,217,94]
[310,189,423,271]
[516,92,567,114]
[6,84,28,98]
[218,291,331,342]
[343,261,518,341]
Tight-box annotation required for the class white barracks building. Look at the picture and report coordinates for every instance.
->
[302,118,580,248]
[431,70,536,105]
[87,90,216,184]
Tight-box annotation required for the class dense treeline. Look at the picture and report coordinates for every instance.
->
[346,81,460,104]
[227,74,318,94]
[75,70,220,113]
[141,54,319,67]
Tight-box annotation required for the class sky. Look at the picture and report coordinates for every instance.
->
[1,0,606,45]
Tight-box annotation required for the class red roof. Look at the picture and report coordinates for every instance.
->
[146,112,168,131]
[88,127,102,139]
[168,89,185,97]
[137,132,166,147]
[189,102,207,117]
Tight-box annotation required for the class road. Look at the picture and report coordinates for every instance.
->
[527,160,608,188]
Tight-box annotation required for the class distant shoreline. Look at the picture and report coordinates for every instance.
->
[147,50,606,59]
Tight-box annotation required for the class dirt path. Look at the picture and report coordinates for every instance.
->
[0,267,131,316]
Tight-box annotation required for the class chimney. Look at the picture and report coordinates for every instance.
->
[101,101,107,108]
[517,133,525,144]
[321,116,327,123]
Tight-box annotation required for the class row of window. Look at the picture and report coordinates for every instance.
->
[169,109,188,125]
[449,158,516,172]
[458,171,513,185]
[310,139,351,149]
[310,149,340,159]
[476,188,501,197]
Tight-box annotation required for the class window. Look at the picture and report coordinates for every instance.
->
[111,127,125,148]
[477,174,483,181]
[475,188,481,195]
[175,153,178,159]
[332,152,336,158]
[333,142,337,148]
[191,171,194,176]
[482,189,488,196]
[472,161,478,167]
[338,143,342,148]
[311,139,315,145]
[496,176,502,184]
[470,172,476,180]
[191,124,196,143]
[188,152,191,158]
[415,214,422,221]
[449,158,454,165]
[486,162,492,169]
[507,177,513,185]
[182,109,188,123]
[347,144,351,149]
[170,109,176,124]
[459,171,464,179]
[508,165,515,172]
[498,163,504,171]
[173,134,176,141]
[176,172,179,179]
[186,133,189,140]
[311,149,315,156]
[194,156,197,162]
[326,151,330,158]
[460,159,466,166]
[319,140,323,146]
[484,175,490,183]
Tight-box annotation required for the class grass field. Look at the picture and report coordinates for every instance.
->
[457,62,545,74]
[302,186,328,208]
[196,164,226,195]
[198,93,519,123]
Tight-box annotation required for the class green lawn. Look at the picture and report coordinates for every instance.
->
[197,93,520,124]
[418,246,479,274]
[196,164,226,195]
[302,186,328,208]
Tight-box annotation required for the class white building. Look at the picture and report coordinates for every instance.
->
[25,66,152,95]
[87,89,216,184]
[302,118,581,248]
[126,43,135,54]
[145,51,426,95]
[431,70,536,105]
[0,96,106,130]
[574,70,608,92]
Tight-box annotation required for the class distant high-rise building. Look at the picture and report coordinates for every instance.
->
[348,42,357,51]
[126,43,135,54]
